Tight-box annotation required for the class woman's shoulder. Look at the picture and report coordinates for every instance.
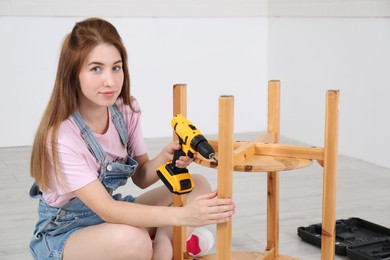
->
[59,116,80,133]
[57,117,85,147]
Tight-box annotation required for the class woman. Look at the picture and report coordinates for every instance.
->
[29,17,235,260]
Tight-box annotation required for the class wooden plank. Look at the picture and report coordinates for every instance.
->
[266,80,281,256]
[321,90,339,260]
[267,80,280,143]
[232,142,256,166]
[173,84,187,118]
[254,143,324,161]
[234,154,312,172]
[172,84,188,260]
[216,95,235,260]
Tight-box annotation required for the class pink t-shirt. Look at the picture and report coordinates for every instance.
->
[42,98,147,207]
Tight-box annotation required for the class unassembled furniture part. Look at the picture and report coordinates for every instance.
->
[171,80,340,260]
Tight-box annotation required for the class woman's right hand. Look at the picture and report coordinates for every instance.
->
[181,190,236,227]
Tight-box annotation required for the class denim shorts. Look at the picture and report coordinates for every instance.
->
[29,193,136,260]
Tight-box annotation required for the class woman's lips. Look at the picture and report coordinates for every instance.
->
[100,91,116,97]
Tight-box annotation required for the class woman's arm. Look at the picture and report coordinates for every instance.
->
[74,179,235,228]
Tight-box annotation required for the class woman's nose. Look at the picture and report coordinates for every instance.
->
[104,71,114,87]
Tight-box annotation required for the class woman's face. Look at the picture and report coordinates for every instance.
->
[78,43,124,109]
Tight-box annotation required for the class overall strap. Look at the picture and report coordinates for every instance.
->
[109,103,129,148]
[71,111,106,163]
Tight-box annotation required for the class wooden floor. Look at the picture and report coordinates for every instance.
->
[1,133,389,259]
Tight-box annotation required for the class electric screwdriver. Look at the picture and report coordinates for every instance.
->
[157,114,217,194]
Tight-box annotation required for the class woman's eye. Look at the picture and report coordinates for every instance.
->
[91,66,101,72]
[113,65,122,71]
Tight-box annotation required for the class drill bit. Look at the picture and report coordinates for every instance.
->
[210,154,218,164]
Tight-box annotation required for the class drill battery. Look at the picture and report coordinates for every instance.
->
[157,163,194,194]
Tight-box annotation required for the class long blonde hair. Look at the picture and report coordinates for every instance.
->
[30,18,133,192]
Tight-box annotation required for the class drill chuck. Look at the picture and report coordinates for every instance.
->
[191,135,215,160]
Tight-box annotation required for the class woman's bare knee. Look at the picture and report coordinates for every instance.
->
[114,225,153,260]
[64,223,153,260]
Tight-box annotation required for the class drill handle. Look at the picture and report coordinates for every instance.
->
[172,136,195,166]
[172,149,187,168]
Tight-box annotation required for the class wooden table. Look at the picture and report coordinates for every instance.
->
[172,81,339,260]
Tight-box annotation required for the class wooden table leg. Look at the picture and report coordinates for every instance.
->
[266,80,281,257]
[321,90,339,260]
[172,84,189,260]
[216,95,235,260]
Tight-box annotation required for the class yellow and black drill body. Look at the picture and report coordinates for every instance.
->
[157,114,217,194]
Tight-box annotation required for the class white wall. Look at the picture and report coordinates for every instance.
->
[0,17,269,146]
[1,0,389,18]
[0,0,267,17]
[267,17,390,168]
[1,0,390,169]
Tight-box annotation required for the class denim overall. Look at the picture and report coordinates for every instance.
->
[29,104,138,260]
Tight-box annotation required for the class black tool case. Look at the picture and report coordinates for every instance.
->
[346,238,390,260]
[297,218,390,259]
